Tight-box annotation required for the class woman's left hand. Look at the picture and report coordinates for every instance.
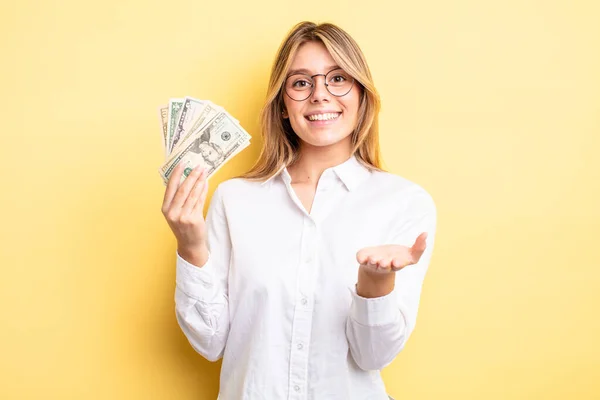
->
[356,232,428,275]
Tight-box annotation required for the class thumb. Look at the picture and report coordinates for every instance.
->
[410,232,428,261]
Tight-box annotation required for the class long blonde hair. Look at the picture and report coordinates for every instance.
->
[240,21,383,181]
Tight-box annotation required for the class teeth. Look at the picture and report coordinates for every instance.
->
[308,113,340,121]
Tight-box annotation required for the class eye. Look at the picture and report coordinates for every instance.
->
[327,70,352,86]
[292,78,312,88]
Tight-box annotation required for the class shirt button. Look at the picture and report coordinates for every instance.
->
[297,343,303,350]
[294,385,300,392]
[301,298,307,305]
[305,256,312,264]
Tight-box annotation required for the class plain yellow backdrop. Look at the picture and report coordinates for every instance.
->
[1,0,599,398]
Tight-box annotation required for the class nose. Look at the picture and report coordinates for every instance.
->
[310,75,330,103]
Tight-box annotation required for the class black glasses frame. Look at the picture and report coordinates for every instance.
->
[283,68,355,102]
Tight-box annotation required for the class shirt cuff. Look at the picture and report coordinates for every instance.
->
[348,285,401,327]
[175,251,219,302]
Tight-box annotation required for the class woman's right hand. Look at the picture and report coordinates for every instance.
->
[161,163,210,265]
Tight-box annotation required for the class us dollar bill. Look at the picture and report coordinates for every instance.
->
[172,101,244,156]
[166,98,184,154]
[158,105,168,157]
[159,112,251,184]
[170,98,219,156]
[171,97,207,155]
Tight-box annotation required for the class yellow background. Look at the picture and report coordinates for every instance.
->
[1,0,599,398]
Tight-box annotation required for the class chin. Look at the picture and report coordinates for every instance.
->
[298,132,352,148]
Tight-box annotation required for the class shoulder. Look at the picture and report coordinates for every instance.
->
[368,170,436,216]
[214,175,269,192]
[214,177,257,193]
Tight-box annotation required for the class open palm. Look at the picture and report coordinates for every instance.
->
[356,232,428,274]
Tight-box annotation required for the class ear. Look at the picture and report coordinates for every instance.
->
[282,109,288,119]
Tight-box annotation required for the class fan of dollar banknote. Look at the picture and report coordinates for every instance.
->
[158,97,252,185]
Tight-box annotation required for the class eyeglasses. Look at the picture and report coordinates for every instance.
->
[284,68,355,102]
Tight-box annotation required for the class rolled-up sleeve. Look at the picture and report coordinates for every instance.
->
[346,187,437,370]
[174,185,231,362]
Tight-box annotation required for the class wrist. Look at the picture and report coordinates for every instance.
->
[177,244,209,268]
[356,267,395,298]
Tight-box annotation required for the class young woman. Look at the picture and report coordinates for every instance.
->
[161,21,437,400]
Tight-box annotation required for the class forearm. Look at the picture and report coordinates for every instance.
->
[346,282,407,370]
[348,268,407,370]
[175,252,230,362]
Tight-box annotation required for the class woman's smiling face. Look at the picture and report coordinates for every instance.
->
[282,41,361,150]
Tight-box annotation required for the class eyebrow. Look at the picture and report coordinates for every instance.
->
[287,65,340,76]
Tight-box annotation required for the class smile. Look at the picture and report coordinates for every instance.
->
[306,112,341,121]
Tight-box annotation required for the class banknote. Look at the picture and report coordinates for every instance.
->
[159,109,251,185]
[170,98,245,157]
[170,98,220,156]
[170,97,207,154]
[159,139,251,186]
[166,98,184,154]
[158,105,168,156]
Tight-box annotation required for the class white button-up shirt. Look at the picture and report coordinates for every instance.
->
[174,155,437,400]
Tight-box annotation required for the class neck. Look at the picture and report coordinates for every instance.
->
[288,138,353,185]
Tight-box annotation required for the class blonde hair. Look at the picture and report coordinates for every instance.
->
[240,21,383,181]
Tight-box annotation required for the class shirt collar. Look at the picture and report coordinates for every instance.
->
[260,164,287,187]
[260,154,371,191]
[331,154,371,191]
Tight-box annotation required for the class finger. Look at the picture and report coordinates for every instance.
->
[161,163,186,213]
[368,255,380,265]
[181,168,208,216]
[365,255,381,270]
[170,165,205,211]
[391,258,406,271]
[356,250,370,265]
[378,257,393,270]
[410,232,428,262]
[413,232,428,249]
[364,262,378,271]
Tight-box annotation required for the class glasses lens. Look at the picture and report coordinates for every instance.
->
[326,69,354,97]
[285,74,313,101]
